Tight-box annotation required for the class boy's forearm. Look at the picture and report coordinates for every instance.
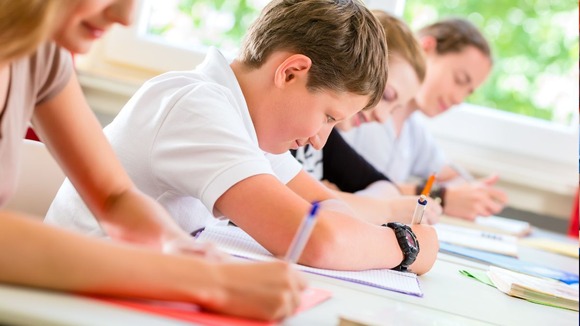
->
[297,213,404,270]
[330,191,393,225]
[396,182,419,196]
[293,209,437,273]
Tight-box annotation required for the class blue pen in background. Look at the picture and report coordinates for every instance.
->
[285,201,321,263]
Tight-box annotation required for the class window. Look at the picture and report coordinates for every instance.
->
[403,0,579,126]
[145,0,268,54]
[105,0,578,125]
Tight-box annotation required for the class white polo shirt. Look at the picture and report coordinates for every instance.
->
[45,47,302,236]
[340,112,448,183]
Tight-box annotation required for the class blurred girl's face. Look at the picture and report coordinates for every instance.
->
[416,40,492,117]
[337,56,422,131]
[53,0,135,54]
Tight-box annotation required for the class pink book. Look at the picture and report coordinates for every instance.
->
[88,287,332,326]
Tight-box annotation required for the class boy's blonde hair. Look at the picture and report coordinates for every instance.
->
[0,0,61,62]
[239,0,388,111]
[372,10,426,83]
[418,18,491,60]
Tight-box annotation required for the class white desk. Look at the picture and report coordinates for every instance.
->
[0,285,192,326]
[0,275,486,326]
[0,238,577,325]
[292,256,578,326]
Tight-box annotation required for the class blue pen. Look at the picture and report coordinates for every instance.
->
[284,202,321,263]
[411,195,427,224]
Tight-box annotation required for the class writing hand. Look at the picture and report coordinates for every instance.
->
[443,174,508,220]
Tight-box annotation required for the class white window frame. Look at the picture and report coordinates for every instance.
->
[103,0,207,72]
[423,104,578,195]
[85,0,578,218]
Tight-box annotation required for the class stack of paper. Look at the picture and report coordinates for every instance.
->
[439,215,532,237]
[519,238,579,258]
[196,225,423,297]
[487,266,579,311]
[435,223,519,257]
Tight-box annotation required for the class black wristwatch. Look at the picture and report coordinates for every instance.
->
[382,222,420,272]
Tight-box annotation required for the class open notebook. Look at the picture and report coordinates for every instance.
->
[196,225,423,297]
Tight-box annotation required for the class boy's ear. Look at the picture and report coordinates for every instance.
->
[274,54,312,87]
[421,36,437,54]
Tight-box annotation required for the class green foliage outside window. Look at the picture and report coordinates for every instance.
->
[147,0,262,51]
[403,0,578,124]
[178,0,260,49]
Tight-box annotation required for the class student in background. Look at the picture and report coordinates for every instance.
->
[293,10,442,225]
[0,0,305,320]
[47,0,439,274]
[341,18,508,220]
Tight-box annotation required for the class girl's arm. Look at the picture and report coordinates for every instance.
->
[31,73,189,250]
[0,210,305,321]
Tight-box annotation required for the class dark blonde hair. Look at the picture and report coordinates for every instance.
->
[0,0,61,62]
[372,10,426,82]
[239,0,388,111]
[418,18,491,60]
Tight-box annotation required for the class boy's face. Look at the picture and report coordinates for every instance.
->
[417,44,491,117]
[258,87,369,154]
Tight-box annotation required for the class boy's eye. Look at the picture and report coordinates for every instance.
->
[326,115,336,123]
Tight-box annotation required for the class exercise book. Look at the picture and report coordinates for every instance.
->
[196,225,423,297]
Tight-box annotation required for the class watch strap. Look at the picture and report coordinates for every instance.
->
[382,222,420,271]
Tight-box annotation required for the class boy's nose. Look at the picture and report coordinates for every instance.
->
[309,134,324,150]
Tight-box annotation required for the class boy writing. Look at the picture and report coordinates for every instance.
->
[47,0,438,273]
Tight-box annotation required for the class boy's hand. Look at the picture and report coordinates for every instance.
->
[408,224,439,275]
[386,196,442,225]
[443,174,508,220]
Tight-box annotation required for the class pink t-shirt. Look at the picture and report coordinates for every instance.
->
[0,42,72,206]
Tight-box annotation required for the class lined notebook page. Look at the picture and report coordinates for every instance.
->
[197,225,423,297]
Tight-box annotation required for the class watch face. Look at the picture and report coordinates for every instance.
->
[405,232,416,247]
